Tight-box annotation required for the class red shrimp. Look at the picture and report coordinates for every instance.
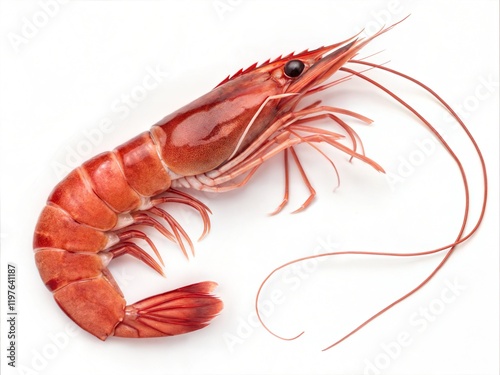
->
[33,18,487,344]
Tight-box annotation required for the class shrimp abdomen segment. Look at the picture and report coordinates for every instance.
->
[114,131,172,197]
[54,277,126,341]
[33,205,109,252]
[82,152,142,213]
[34,249,105,291]
[48,168,117,231]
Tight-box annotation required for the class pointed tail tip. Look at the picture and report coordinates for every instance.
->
[113,281,223,338]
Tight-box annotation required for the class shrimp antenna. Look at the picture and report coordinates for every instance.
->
[255,55,487,351]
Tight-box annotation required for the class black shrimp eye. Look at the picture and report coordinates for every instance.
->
[284,60,305,78]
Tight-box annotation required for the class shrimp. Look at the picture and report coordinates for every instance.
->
[33,17,487,344]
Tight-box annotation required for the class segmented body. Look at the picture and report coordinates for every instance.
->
[33,18,487,345]
[32,49,308,340]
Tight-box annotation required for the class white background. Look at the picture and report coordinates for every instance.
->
[0,1,498,374]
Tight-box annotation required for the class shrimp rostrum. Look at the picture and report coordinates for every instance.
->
[33,19,486,343]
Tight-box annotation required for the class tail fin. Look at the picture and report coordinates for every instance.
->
[113,281,223,338]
